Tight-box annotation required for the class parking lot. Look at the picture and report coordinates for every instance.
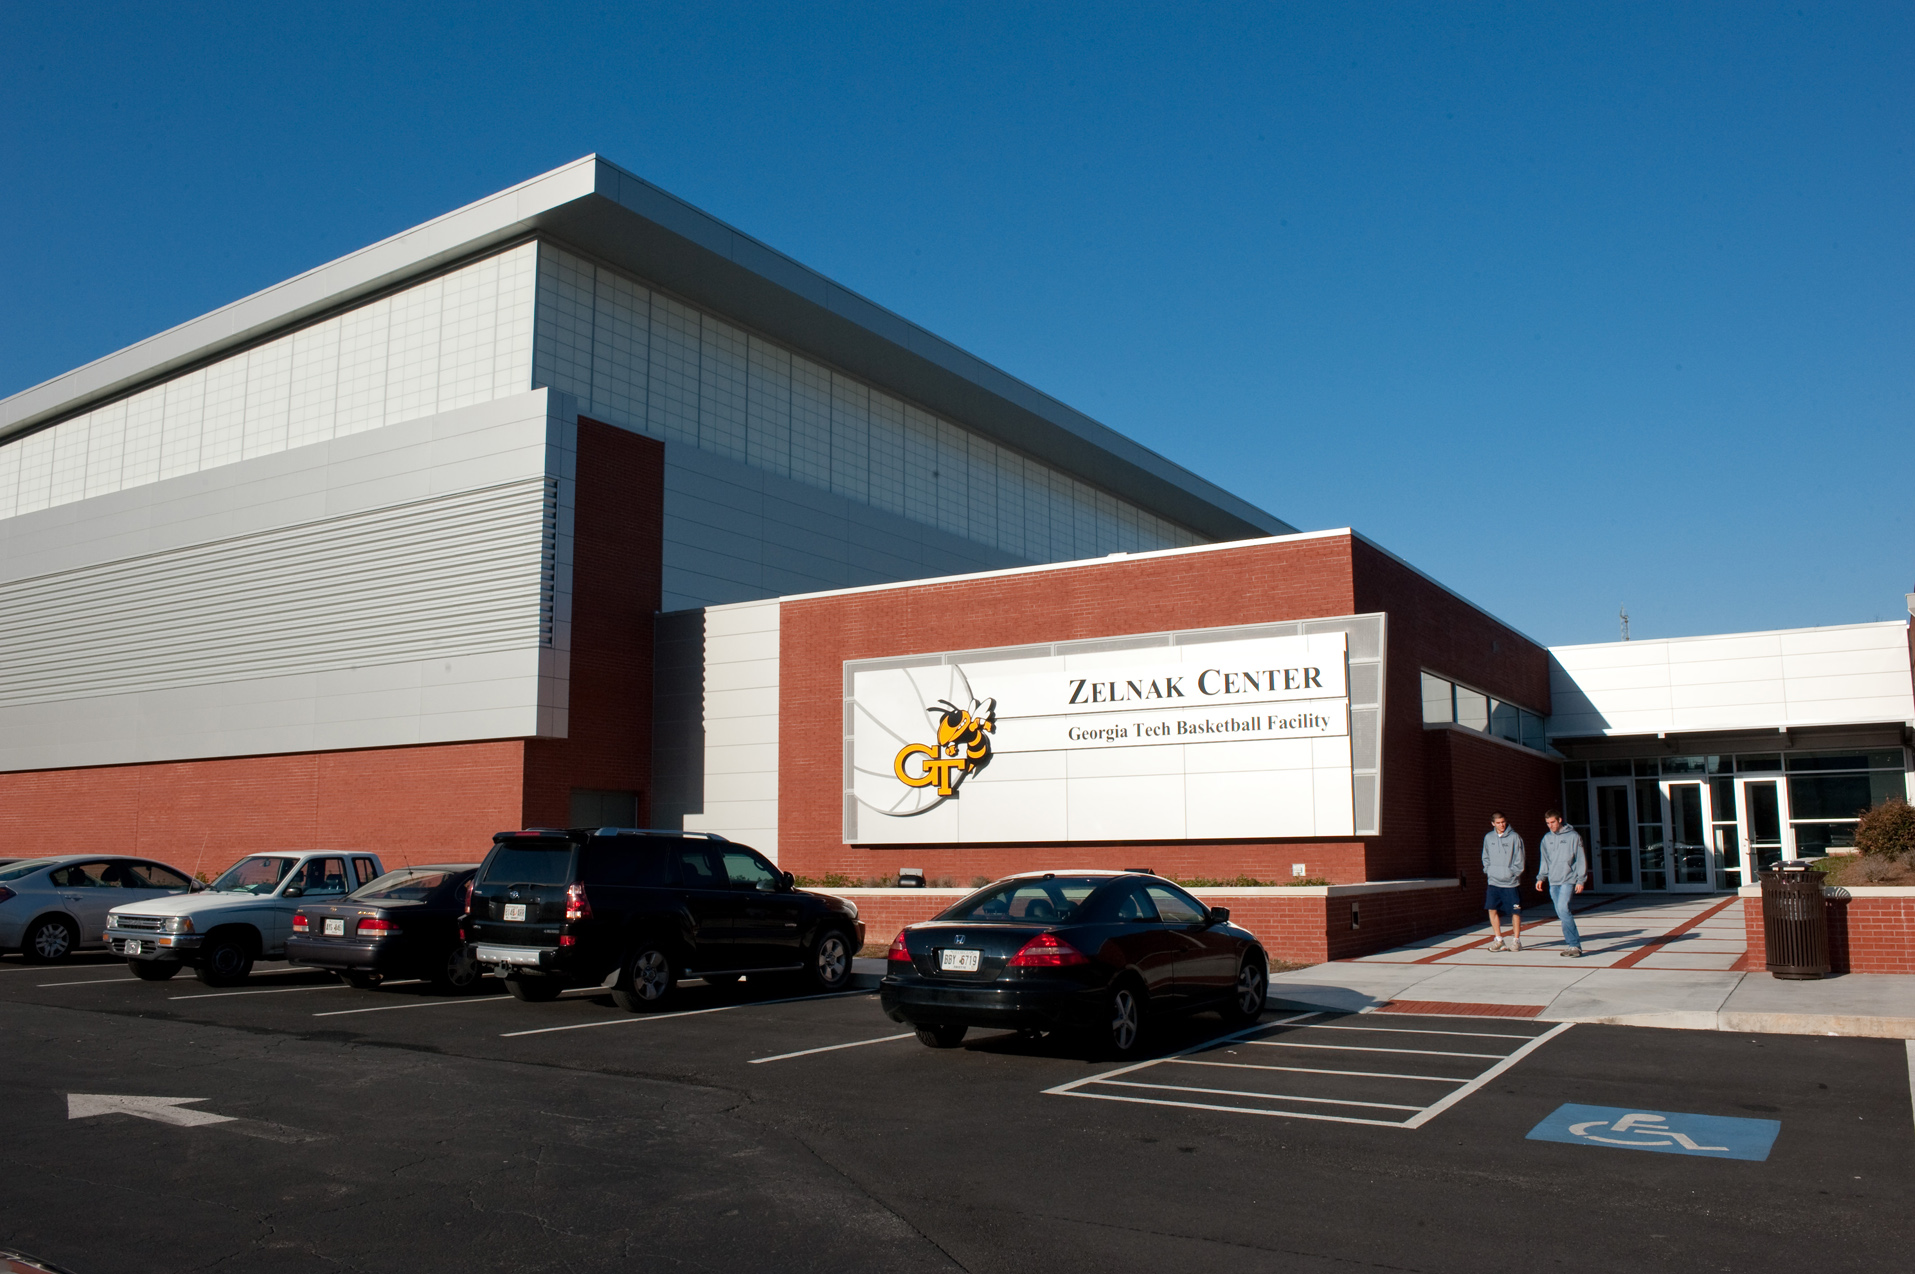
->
[3,952,1912,1274]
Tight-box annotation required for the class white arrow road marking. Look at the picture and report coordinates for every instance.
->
[67,1094,236,1127]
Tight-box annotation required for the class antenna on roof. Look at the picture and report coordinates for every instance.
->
[1619,606,1630,642]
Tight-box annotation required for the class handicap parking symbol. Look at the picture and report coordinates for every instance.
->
[1527,1104,1780,1162]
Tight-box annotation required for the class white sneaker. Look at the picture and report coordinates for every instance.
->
[1487,939,1506,952]
[1509,937,1522,952]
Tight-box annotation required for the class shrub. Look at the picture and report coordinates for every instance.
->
[1854,798,1915,859]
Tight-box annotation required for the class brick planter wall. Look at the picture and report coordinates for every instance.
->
[1740,888,1915,975]
[830,878,1468,964]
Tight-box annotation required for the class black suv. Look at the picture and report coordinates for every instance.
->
[465,828,865,1009]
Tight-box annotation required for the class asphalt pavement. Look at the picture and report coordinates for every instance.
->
[2,951,1910,1274]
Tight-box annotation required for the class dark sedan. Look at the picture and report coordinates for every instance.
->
[879,870,1268,1056]
[287,864,481,991]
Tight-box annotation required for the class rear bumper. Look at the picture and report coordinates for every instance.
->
[286,937,386,972]
[475,942,560,970]
[879,975,1106,1031]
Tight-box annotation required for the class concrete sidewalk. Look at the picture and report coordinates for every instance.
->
[1268,893,1915,1039]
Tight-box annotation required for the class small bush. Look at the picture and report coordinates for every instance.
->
[1175,875,1275,887]
[1854,798,1915,859]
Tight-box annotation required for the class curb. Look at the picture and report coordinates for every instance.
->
[1540,1009,1915,1039]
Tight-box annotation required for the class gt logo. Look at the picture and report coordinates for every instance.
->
[894,698,997,797]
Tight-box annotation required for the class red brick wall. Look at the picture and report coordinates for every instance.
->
[1741,893,1915,975]
[1424,727,1565,890]
[521,418,664,827]
[780,534,1361,882]
[0,742,526,878]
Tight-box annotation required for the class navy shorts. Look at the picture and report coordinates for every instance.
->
[1484,885,1522,917]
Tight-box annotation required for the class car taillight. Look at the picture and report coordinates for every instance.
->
[291,913,310,933]
[1008,932,1088,968]
[564,882,592,922]
[356,917,397,938]
[886,930,913,963]
[461,877,474,913]
[0,886,15,905]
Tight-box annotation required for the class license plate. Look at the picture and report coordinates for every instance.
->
[323,918,345,936]
[123,939,142,955]
[503,904,527,922]
[939,948,980,972]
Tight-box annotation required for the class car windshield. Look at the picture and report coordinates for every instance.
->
[0,858,57,882]
[209,856,298,895]
[481,844,573,885]
[353,869,461,901]
[938,877,1104,924]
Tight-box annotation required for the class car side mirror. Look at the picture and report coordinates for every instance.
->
[781,871,795,890]
[1207,906,1230,924]
[282,884,304,898]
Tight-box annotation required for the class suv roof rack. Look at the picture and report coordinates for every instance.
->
[585,827,731,842]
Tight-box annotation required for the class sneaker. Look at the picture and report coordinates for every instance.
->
[1486,939,1506,952]
[1561,948,1584,959]
[1509,937,1522,952]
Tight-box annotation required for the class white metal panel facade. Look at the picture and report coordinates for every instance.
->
[1546,621,1915,738]
[0,389,576,772]
[677,598,782,859]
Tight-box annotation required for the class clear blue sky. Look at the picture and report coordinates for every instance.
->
[3,3,1909,646]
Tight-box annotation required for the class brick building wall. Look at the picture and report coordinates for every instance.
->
[0,741,527,878]
[522,419,664,826]
[778,532,1555,899]
[1741,891,1915,975]
[1424,727,1565,892]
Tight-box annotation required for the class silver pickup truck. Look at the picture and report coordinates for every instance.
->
[107,851,384,985]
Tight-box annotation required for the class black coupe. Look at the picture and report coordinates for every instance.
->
[879,870,1268,1056]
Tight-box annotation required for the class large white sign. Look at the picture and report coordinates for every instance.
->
[847,631,1354,843]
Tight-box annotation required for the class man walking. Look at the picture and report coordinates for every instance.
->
[1482,812,1525,952]
[1535,809,1589,957]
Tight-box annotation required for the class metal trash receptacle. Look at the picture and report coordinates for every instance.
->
[1760,863,1830,980]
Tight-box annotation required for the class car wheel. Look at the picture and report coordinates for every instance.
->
[129,959,181,981]
[805,928,853,993]
[503,974,563,1002]
[345,971,383,990]
[23,917,78,964]
[611,947,676,1012]
[195,933,255,985]
[432,945,482,994]
[914,1023,968,1049]
[1103,981,1146,1058]
[1223,955,1268,1025]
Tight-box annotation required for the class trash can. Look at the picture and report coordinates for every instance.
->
[1760,862,1830,980]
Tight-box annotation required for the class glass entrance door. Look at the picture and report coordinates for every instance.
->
[1665,782,1713,890]
[1740,779,1785,875]
[1593,781,1635,890]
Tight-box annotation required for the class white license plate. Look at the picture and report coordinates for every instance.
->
[503,903,527,922]
[123,939,142,955]
[323,918,345,936]
[939,948,981,972]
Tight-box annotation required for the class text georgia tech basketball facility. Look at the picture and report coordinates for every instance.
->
[3,157,1911,961]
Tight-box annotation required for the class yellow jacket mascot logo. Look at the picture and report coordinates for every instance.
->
[894,698,997,798]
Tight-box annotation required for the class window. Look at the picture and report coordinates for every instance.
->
[1781,750,1909,859]
[352,858,378,886]
[581,845,673,887]
[210,856,298,894]
[1144,884,1208,925]
[49,861,120,888]
[673,847,723,887]
[355,869,461,901]
[126,862,193,890]
[1420,672,1550,754]
[481,845,573,886]
[288,858,350,896]
[940,877,1102,923]
[720,851,782,892]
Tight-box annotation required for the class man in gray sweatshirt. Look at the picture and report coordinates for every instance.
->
[1482,813,1525,951]
[1534,809,1590,956]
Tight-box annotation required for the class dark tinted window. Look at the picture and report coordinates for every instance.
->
[719,850,781,892]
[672,847,723,887]
[1144,884,1208,925]
[482,844,575,885]
[0,859,56,882]
[1096,881,1157,922]
[353,857,379,885]
[49,861,121,888]
[355,869,464,901]
[940,877,1102,923]
[127,862,192,890]
[581,843,672,887]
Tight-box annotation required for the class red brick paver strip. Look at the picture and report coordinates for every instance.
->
[1607,895,1743,970]
[1377,1000,1545,1018]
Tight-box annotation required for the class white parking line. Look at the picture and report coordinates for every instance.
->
[315,996,510,1017]
[749,1032,916,1064]
[500,989,874,1037]
[1247,1040,1508,1060]
[1397,1023,1572,1129]
[38,976,140,987]
[171,983,357,1000]
[1096,1080,1423,1111]
[1173,1058,1469,1083]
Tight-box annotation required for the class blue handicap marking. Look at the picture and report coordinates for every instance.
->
[1527,1104,1780,1162]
